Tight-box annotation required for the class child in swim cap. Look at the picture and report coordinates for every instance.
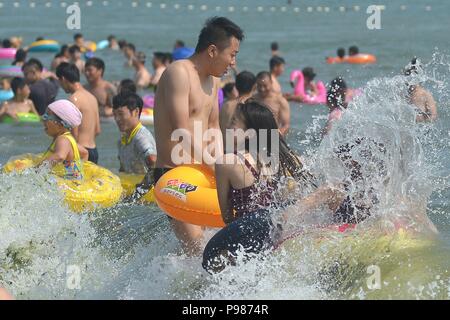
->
[40,99,88,179]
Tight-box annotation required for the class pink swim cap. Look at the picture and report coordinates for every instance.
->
[48,99,82,128]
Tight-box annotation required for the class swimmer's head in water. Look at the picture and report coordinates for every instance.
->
[124,43,136,58]
[22,58,43,84]
[256,71,272,97]
[270,56,285,77]
[112,92,144,133]
[133,52,146,67]
[152,52,166,69]
[56,62,80,93]
[85,57,105,81]
[235,71,256,96]
[302,67,316,82]
[337,48,346,58]
[69,45,82,61]
[195,17,243,77]
[73,33,84,46]
[349,45,359,56]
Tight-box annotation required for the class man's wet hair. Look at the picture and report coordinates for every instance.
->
[163,52,173,64]
[175,40,185,48]
[74,33,83,41]
[112,91,144,116]
[235,70,256,95]
[118,79,137,94]
[256,71,272,81]
[349,46,359,56]
[56,62,80,83]
[22,58,43,72]
[107,35,116,42]
[125,43,136,52]
[269,56,285,71]
[195,16,244,53]
[69,45,81,55]
[85,57,106,76]
[35,37,44,42]
[118,40,127,49]
[271,42,279,51]
[10,77,27,95]
[222,82,236,99]
[337,48,346,58]
[153,52,166,62]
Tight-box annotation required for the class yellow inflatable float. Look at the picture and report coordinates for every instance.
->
[119,173,155,204]
[2,153,123,213]
[154,165,224,228]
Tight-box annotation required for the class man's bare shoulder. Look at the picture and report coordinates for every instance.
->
[159,60,191,90]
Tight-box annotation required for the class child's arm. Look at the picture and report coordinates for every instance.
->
[43,136,71,165]
[78,144,89,161]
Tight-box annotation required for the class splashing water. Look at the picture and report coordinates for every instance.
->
[1,52,450,300]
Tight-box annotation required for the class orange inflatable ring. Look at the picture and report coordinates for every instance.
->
[154,165,225,228]
[344,54,376,64]
[326,54,376,64]
[326,56,345,64]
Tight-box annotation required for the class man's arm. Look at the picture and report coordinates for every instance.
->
[278,96,290,136]
[207,80,224,165]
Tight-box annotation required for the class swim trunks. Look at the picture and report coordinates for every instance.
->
[85,147,99,164]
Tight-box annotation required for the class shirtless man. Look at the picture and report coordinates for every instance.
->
[57,62,101,163]
[150,52,167,87]
[0,77,38,121]
[133,52,152,89]
[154,17,243,254]
[254,71,290,136]
[219,70,256,135]
[269,56,285,94]
[404,58,437,122]
[84,57,117,118]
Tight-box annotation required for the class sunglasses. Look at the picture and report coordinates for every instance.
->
[42,112,60,123]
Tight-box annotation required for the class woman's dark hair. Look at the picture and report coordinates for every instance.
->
[112,92,143,116]
[118,79,137,94]
[235,100,315,185]
[12,49,27,65]
[327,77,347,110]
[195,16,244,53]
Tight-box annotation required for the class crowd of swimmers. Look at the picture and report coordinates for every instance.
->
[0,16,440,296]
